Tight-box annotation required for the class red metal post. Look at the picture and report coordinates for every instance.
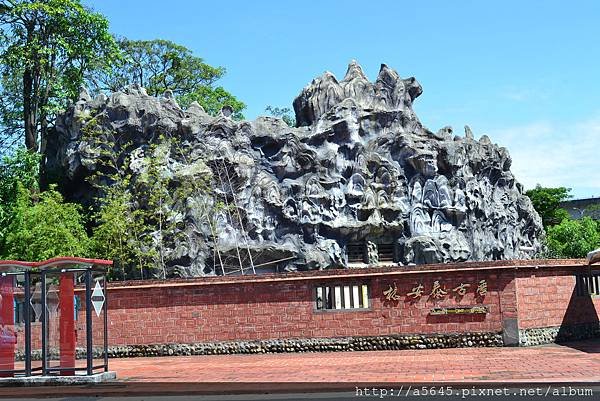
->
[59,273,76,376]
[0,276,15,377]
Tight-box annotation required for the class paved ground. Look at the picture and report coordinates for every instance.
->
[1,340,599,399]
[110,339,600,383]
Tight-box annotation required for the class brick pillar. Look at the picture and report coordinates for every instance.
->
[0,276,15,377]
[499,271,519,346]
[59,274,76,375]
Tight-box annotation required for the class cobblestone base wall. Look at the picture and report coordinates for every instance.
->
[101,332,504,358]
[518,323,600,346]
[17,332,504,360]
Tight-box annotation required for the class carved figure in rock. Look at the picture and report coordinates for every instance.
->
[366,241,379,265]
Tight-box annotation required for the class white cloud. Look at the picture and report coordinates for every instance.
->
[501,86,549,103]
[485,117,600,198]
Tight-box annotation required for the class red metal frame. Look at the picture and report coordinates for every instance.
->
[0,276,15,377]
[0,257,113,270]
[59,274,76,375]
[0,257,112,378]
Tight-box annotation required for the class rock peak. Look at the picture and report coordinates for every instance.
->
[376,63,399,84]
[294,62,422,127]
[342,60,367,82]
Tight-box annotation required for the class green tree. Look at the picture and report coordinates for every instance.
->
[0,147,39,255]
[90,184,153,280]
[89,38,245,119]
[265,105,294,127]
[0,73,23,152]
[135,140,172,279]
[0,0,119,152]
[87,134,218,280]
[546,217,600,258]
[525,185,571,228]
[79,120,156,279]
[4,184,89,261]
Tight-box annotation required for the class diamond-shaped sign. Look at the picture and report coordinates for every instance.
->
[91,281,105,317]
[30,282,42,322]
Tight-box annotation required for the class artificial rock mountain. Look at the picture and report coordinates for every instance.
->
[45,62,544,277]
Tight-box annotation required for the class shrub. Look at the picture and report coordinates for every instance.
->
[546,217,600,258]
[4,185,89,261]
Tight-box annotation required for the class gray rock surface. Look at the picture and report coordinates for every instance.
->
[45,62,544,277]
[586,248,600,265]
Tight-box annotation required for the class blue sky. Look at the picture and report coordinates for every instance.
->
[86,0,600,199]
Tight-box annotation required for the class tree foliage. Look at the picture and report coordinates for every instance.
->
[84,124,218,280]
[0,73,23,152]
[0,147,39,254]
[88,38,245,119]
[525,185,571,228]
[3,184,89,261]
[265,105,294,127]
[90,181,153,280]
[0,0,119,152]
[81,120,157,279]
[526,185,600,258]
[0,2,246,276]
[546,217,600,258]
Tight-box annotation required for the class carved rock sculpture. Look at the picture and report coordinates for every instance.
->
[45,62,544,277]
[587,249,600,265]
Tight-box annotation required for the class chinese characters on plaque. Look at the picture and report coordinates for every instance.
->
[430,280,448,299]
[452,283,470,296]
[382,283,401,301]
[383,279,489,302]
[406,284,424,299]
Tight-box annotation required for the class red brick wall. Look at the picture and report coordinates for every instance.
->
[13,261,599,350]
[85,270,506,346]
[516,268,600,329]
